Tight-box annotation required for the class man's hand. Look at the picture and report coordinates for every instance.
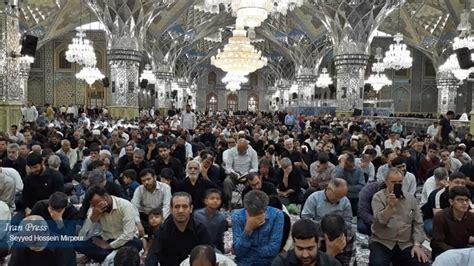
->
[325,234,346,257]
[48,207,65,221]
[137,222,145,238]
[25,207,31,217]
[278,191,288,197]
[200,165,209,179]
[90,201,108,222]
[244,213,265,235]
[411,245,428,263]
[92,237,112,250]
[387,193,398,208]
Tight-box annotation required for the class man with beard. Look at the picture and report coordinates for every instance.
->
[124,149,151,182]
[78,186,142,263]
[21,152,64,217]
[131,168,171,236]
[153,143,184,180]
[272,219,341,266]
[145,192,211,266]
[1,143,27,177]
[117,143,135,173]
[178,160,219,210]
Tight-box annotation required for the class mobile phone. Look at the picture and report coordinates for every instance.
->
[394,183,403,198]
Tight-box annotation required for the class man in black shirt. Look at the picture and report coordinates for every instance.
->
[179,160,218,210]
[438,111,454,147]
[21,152,64,217]
[153,143,184,180]
[421,172,467,236]
[145,192,211,266]
[124,149,150,183]
[241,172,277,201]
[1,143,27,178]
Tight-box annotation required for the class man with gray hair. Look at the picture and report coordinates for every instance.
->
[178,160,218,209]
[421,167,448,205]
[124,149,150,181]
[232,190,284,265]
[2,142,27,177]
[223,138,258,209]
[56,139,77,169]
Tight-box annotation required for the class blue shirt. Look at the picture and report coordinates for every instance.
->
[193,208,228,253]
[284,114,296,126]
[232,206,284,266]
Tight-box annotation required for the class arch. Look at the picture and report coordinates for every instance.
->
[206,92,218,112]
[208,71,217,85]
[227,94,238,111]
[248,93,259,111]
[421,86,437,113]
[393,86,410,113]
[249,72,258,86]
[58,49,72,69]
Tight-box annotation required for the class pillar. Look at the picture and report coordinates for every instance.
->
[0,5,26,131]
[437,71,458,115]
[296,67,317,107]
[334,54,369,117]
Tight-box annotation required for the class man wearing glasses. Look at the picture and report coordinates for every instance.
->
[431,186,474,259]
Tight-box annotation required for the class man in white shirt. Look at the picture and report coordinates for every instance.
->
[383,132,402,150]
[22,102,38,125]
[181,104,197,131]
[427,121,439,139]
[57,139,78,169]
[78,186,142,263]
[222,138,258,209]
[421,167,448,205]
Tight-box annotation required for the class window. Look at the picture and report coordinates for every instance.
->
[208,72,217,85]
[207,93,218,112]
[227,94,238,111]
[248,94,258,111]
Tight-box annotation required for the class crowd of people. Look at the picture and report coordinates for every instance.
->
[0,103,473,266]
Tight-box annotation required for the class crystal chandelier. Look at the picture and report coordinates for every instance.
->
[366,47,392,92]
[76,65,105,86]
[453,10,474,51]
[316,68,332,88]
[439,54,471,82]
[65,29,97,66]
[140,64,156,84]
[222,73,248,92]
[211,28,267,76]
[383,33,413,70]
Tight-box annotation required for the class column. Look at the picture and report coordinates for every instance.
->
[437,71,458,114]
[334,54,369,115]
[0,4,25,131]
[296,67,317,106]
[107,49,141,119]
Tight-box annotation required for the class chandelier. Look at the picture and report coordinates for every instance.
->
[366,47,392,92]
[222,73,248,92]
[65,29,96,66]
[198,1,303,29]
[76,65,105,86]
[383,33,413,70]
[453,10,474,51]
[140,64,156,84]
[211,28,267,76]
[316,68,332,88]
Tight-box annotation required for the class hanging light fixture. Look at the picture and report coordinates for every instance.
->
[316,67,332,88]
[222,73,248,92]
[76,65,105,85]
[65,29,96,66]
[140,64,157,84]
[439,54,471,82]
[383,33,413,70]
[366,47,392,92]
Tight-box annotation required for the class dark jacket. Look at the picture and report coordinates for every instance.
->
[272,249,341,266]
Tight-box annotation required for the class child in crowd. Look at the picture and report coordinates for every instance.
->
[160,168,178,193]
[142,208,164,261]
[193,189,228,253]
[121,169,139,199]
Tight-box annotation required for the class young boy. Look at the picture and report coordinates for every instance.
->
[160,168,177,194]
[193,189,228,253]
[121,169,139,199]
[142,208,163,261]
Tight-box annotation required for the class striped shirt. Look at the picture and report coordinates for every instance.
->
[131,182,171,219]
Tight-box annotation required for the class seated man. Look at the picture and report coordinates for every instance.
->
[369,168,428,266]
[357,181,385,236]
[421,167,448,205]
[232,190,284,265]
[421,172,467,237]
[78,186,142,263]
[178,160,219,210]
[332,154,365,216]
[272,219,341,266]
[145,192,211,266]
[431,186,474,259]
[223,139,258,209]
[241,172,277,201]
[131,168,171,237]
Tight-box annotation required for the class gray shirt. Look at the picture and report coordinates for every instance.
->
[301,190,353,224]
[131,182,171,219]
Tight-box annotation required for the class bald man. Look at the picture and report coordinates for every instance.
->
[222,138,258,209]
